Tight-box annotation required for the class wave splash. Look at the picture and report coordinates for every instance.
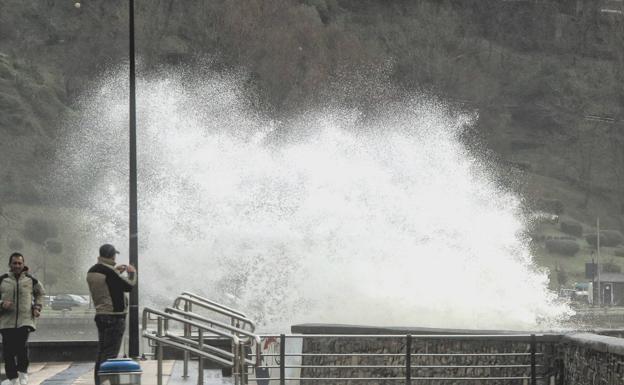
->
[56,69,572,331]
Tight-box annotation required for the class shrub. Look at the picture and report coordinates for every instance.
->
[585,233,601,247]
[560,220,583,238]
[45,240,63,254]
[530,233,545,242]
[614,248,624,257]
[535,198,564,215]
[602,230,624,247]
[545,239,580,256]
[602,260,622,273]
[22,218,58,245]
[586,230,624,247]
[556,267,568,286]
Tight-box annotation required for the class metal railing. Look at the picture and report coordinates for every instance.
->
[180,292,249,317]
[142,294,262,385]
[143,307,241,385]
[171,293,257,380]
[173,292,256,331]
[143,296,554,385]
[249,333,551,384]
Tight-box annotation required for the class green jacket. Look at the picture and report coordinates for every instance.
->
[0,269,45,331]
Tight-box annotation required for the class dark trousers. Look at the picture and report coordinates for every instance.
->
[0,327,30,380]
[94,314,126,385]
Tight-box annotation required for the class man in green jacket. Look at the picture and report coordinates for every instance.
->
[0,252,45,385]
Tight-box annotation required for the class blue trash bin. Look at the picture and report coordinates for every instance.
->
[98,358,142,385]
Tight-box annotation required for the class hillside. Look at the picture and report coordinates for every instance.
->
[0,0,623,291]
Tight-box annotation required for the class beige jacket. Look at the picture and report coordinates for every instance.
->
[0,268,45,330]
[86,257,136,315]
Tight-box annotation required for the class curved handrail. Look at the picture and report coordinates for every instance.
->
[173,295,256,332]
[163,332,235,360]
[181,291,248,318]
[165,307,257,342]
[163,331,259,367]
[144,332,234,367]
[142,307,241,344]
[164,306,262,366]
[143,296,262,384]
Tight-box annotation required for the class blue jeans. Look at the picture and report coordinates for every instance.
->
[94,314,126,385]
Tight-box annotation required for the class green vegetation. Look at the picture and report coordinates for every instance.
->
[532,214,624,290]
[545,238,581,256]
[0,0,623,291]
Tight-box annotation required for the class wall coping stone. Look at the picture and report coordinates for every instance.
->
[564,332,624,356]
[291,323,562,342]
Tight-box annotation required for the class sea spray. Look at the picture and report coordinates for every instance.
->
[54,69,572,331]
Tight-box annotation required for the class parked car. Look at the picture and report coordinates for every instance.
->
[51,294,89,310]
[43,295,55,307]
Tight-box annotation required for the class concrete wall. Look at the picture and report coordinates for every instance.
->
[0,341,98,362]
[33,315,96,341]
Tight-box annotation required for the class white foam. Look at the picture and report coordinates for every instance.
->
[55,69,572,332]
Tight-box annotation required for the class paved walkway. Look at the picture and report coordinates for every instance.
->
[8,360,235,385]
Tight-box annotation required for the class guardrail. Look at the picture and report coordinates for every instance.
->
[173,294,256,331]
[249,334,550,384]
[171,293,257,380]
[143,293,263,385]
[142,296,553,385]
[143,307,239,385]
[181,291,249,318]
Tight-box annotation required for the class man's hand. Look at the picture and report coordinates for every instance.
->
[126,264,136,273]
[1,300,13,310]
[115,265,127,273]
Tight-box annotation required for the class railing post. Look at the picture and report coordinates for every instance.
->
[198,329,204,385]
[232,317,237,383]
[240,343,247,385]
[530,334,536,385]
[157,317,163,385]
[556,358,564,385]
[183,300,189,378]
[233,342,240,385]
[405,335,412,385]
[280,334,286,385]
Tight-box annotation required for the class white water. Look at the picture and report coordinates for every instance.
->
[56,69,572,331]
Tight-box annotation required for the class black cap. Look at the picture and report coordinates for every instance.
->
[99,244,120,258]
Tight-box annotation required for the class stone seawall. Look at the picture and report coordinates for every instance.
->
[560,333,624,385]
[292,324,561,385]
[291,325,624,385]
[300,336,558,385]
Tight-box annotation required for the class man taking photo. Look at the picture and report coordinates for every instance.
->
[86,244,136,385]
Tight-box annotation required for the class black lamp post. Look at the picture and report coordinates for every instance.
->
[75,0,139,357]
[128,0,140,358]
